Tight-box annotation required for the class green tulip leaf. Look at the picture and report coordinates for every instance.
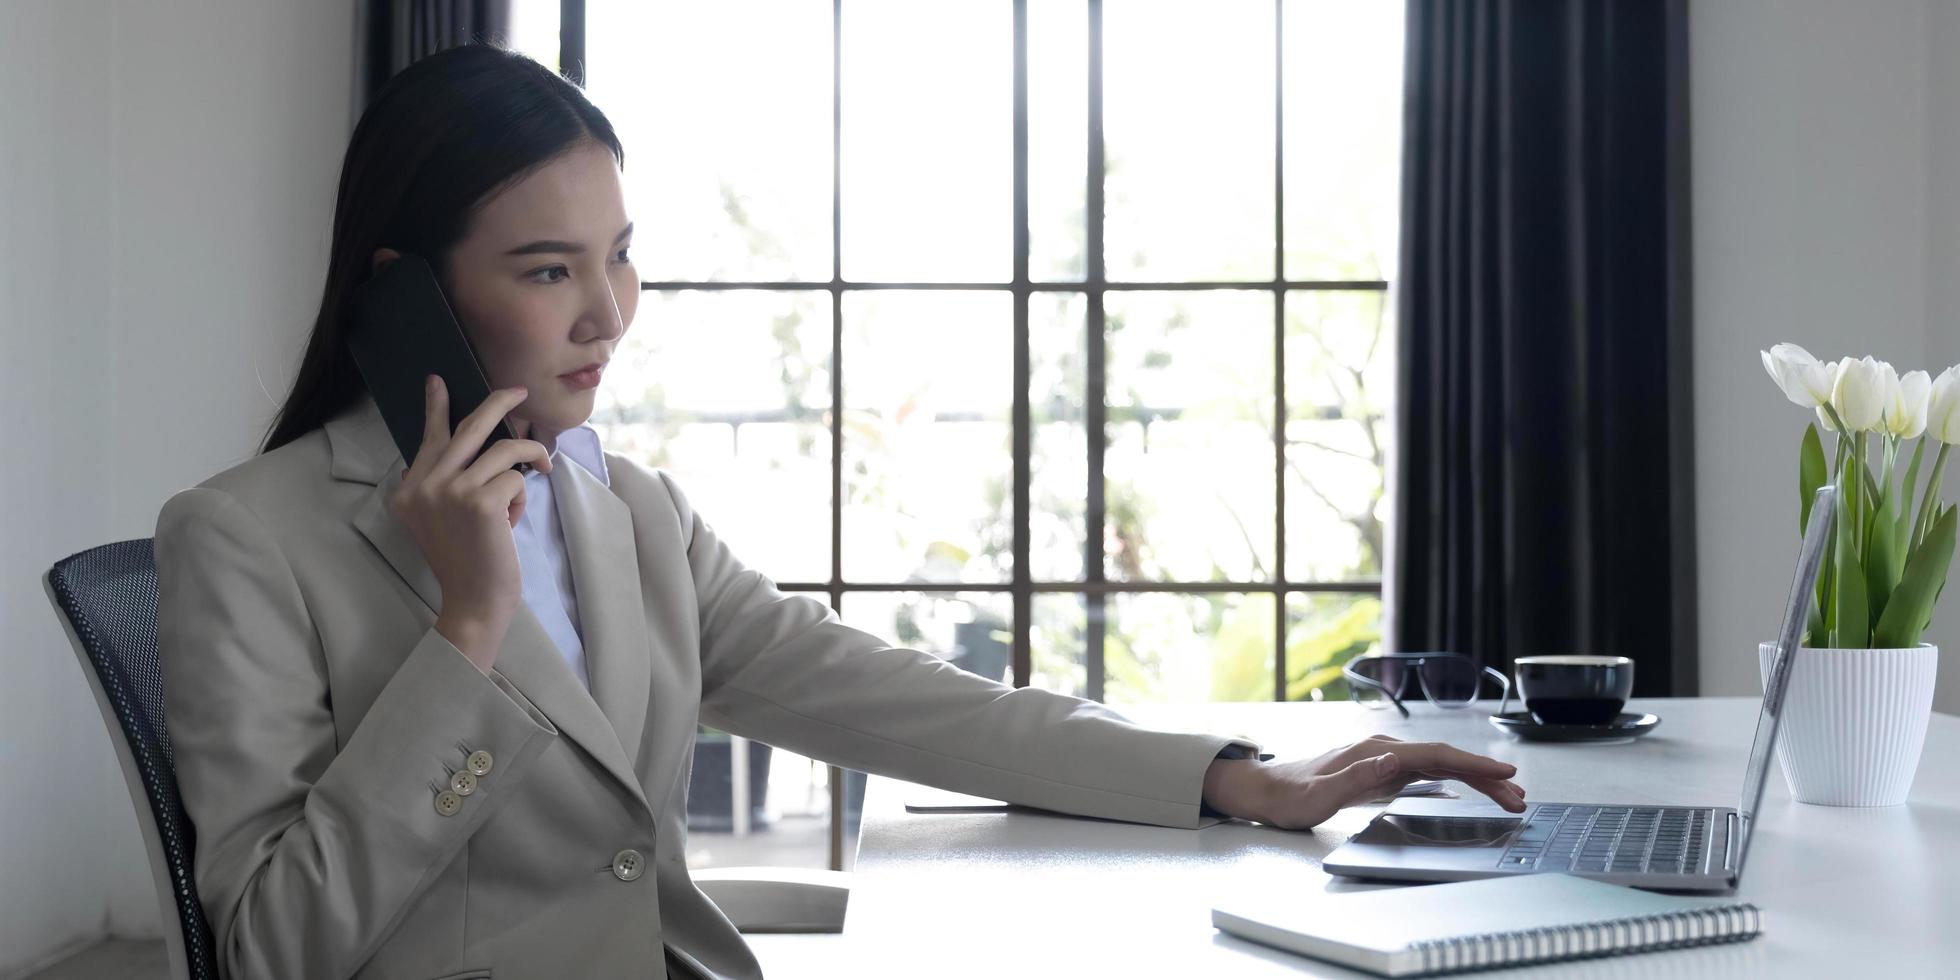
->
[1924,565,1948,634]
[1876,506,1956,649]
[1800,424,1826,534]
[1899,438,1925,553]
[1915,453,1948,553]
[1925,504,1955,634]
[1834,513,1865,650]
[1805,589,1824,647]
[1866,490,1901,630]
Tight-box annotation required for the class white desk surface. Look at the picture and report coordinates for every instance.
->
[744,697,1960,978]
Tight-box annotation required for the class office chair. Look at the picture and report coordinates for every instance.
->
[43,539,217,980]
[47,537,846,962]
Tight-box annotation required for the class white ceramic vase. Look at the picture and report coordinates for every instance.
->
[1757,642,1938,806]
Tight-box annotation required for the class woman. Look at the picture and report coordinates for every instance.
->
[154,44,1525,980]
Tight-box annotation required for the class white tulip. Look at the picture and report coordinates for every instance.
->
[1928,365,1960,445]
[1830,355,1887,432]
[1879,366,1931,439]
[1761,343,1837,409]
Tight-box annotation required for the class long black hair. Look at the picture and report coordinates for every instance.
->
[259,44,624,455]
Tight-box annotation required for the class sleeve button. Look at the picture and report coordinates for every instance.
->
[467,750,494,776]
[434,791,464,817]
[450,771,477,796]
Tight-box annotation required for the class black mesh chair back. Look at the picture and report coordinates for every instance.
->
[44,539,218,980]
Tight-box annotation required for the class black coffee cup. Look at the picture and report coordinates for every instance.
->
[1514,656,1634,726]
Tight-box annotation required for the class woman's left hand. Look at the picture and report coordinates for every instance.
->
[1201,734,1525,830]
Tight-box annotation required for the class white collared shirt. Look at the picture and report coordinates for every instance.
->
[510,424,610,692]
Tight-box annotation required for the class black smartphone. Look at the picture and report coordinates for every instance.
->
[345,253,531,475]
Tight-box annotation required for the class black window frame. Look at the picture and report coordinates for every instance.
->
[561,0,1394,868]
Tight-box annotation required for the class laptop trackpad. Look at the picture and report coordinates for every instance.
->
[1349,813,1524,848]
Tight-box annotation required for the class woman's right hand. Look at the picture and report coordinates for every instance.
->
[1202,734,1524,830]
[387,374,552,671]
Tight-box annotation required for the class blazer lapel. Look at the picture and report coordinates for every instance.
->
[550,451,652,773]
[327,394,652,816]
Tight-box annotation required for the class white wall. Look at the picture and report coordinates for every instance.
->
[1,1,353,973]
[2,2,121,972]
[1692,0,1960,714]
[1933,3,1960,395]
[1930,1,1960,709]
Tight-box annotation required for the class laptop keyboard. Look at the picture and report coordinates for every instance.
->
[1496,805,1710,875]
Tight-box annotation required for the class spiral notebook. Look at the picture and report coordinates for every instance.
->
[1212,873,1761,976]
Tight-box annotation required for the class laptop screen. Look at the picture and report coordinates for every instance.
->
[1734,484,1837,873]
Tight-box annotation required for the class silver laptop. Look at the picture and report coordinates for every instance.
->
[1322,485,1836,894]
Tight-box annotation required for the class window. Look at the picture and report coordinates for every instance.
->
[528,0,1404,870]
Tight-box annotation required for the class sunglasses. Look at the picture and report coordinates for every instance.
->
[1341,652,1513,718]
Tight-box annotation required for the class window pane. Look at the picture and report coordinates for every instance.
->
[842,291,1012,583]
[1284,291,1390,581]
[842,0,1010,282]
[1282,0,1404,281]
[1284,591,1384,701]
[1105,291,1275,582]
[593,291,833,583]
[1107,592,1276,704]
[1029,0,1088,281]
[1031,291,1089,581]
[506,0,561,75]
[839,591,1013,683]
[1030,593,1089,698]
[1103,0,1274,281]
[586,0,833,281]
[688,592,835,871]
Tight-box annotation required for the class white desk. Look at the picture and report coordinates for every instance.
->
[745,697,1960,977]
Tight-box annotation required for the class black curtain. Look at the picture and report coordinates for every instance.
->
[1391,0,1697,698]
[360,0,514,111]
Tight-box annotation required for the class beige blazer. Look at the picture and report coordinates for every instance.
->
[153,391,1254,980]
